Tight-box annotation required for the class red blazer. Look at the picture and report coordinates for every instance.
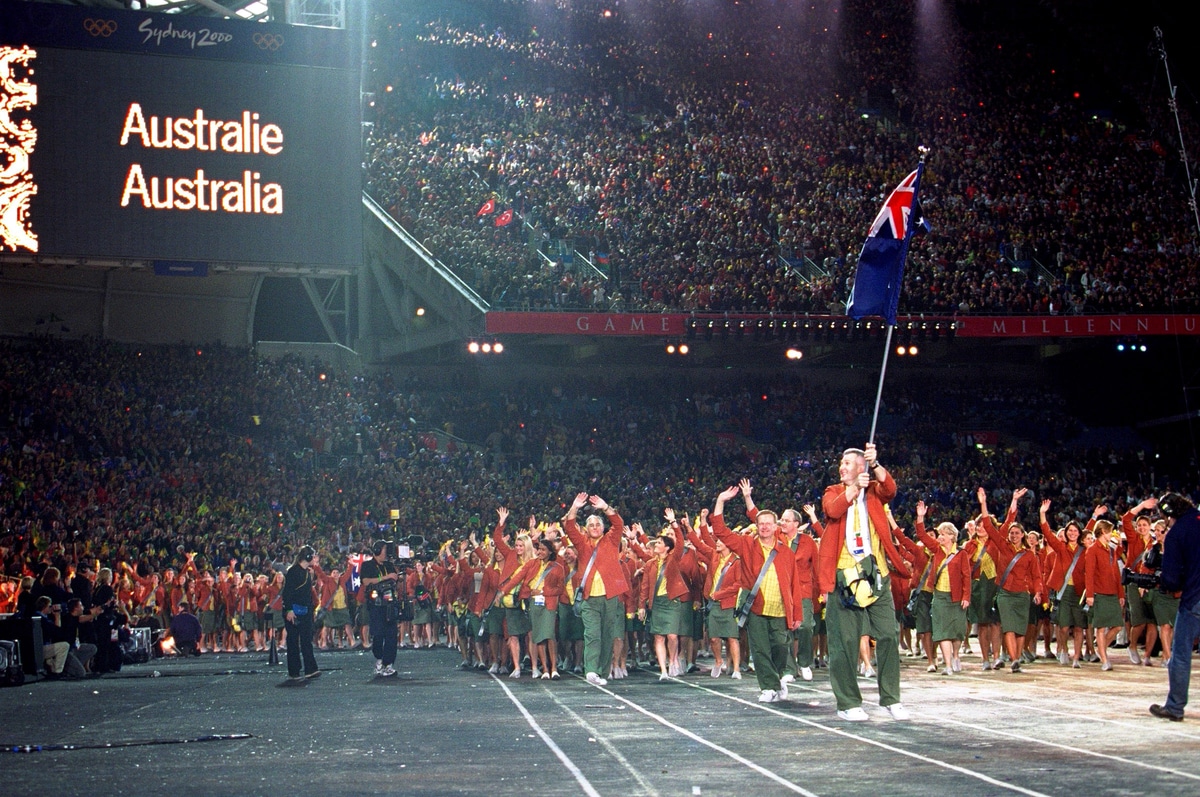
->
[981,515,1045,597]
[690,532,742,610]
[816,472,906,595]
[1084,542,1126,600]
[748,507,816,599]
[894,528,932,592]
[639,544,690,609]
[913,521,971,604]
[469,564,502,616]
[711,513,803,626]
[501,558,566,611]
[562,511,630,598]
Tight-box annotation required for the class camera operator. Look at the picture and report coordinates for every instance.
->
[1150,493,1200,722]
[361,540,401,677]
[281,546,321,684]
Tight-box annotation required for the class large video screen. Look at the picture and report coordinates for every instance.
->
[1,0,361,268]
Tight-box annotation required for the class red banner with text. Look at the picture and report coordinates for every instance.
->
[485,312,1200,338]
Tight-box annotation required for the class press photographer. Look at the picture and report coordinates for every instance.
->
[361,540,402,677]
[1149,493,1200,722]
[281,545,321,684]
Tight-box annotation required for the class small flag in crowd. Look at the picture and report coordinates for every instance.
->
[846,163,930,326]
[348,553,365,595]
[494,208,513,227]
[477,197,495,216]
[595,252,610,265]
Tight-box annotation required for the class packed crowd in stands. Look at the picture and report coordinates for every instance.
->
[363,0,1200,315]
[1,338,1194,678]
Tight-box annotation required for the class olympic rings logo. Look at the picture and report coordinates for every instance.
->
[252,32,284,51]
[83,18,118,37]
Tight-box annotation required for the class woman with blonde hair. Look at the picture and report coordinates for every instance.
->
[913,502,971,675]
[493,507,534,677]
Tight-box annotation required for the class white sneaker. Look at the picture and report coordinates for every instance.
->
[509,668,521,679]
[952,658,962,673]
[530,667,540,679]
[862,666,876,679]
[837,706,869,721]
[380,665,397,677]
[488,663,499,675]
[885,703,911,720]
[758,689,779,703]
[731,670,742,680]
[1129,648,1142,665]
[374,660,383,674]
[710,664,723,678]
[780,673,795,685]
[800,667,813,681]
[659,672,670,681]
[778,682,788,700]
[585,672,608,686]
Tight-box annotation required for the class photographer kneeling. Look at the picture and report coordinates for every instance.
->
[1150,493,1200,722]
[361,541,401,677]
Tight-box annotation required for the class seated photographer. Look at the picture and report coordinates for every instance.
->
[170,602,203,656]
[61,598,100,676]
[33,596,70,679]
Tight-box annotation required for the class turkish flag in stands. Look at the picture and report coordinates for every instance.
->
[477,198,496,216]
[495,209,514,227]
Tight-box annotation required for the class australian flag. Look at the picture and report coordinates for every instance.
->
[846,163,929,325]
[347,553,365,597]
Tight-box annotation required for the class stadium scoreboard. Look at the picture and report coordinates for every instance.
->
[0,0,362,270]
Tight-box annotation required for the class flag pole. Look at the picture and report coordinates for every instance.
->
[863,147,927,445]
[868,324,894,445]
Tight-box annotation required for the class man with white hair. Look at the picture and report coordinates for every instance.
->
[816,443,910,721]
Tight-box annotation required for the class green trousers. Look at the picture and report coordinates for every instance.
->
[580,594,624,677]
[825,580,901,710]
[745,612,790,691]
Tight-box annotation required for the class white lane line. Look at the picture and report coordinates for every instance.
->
[541,687,662,797]
[491,674,603,797]
[929,715,1200,783]
[963,694,1200,742]
[673,680,1052,797]
[793,678,1200,743]
[582,678,821,797]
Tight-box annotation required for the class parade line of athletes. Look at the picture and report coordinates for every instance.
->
[68,445,1183,721]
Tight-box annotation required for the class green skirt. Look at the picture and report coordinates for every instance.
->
[969,578,998,624]
[557,603,583,641]
[1151,591,1181,626]
[504,606,531,637]
[483,607,506,636]
[931,591,967,643]
[1127,586,1152,627]
[676,599,699,639]
[706,604,739,640]
[1055,584,1087,629]
[1090,593,1123,629]
[996,588,1031,635]
[530,603,557,644]
[324,607,352,628]
[649,594,683,636]
[912,590,933,635]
